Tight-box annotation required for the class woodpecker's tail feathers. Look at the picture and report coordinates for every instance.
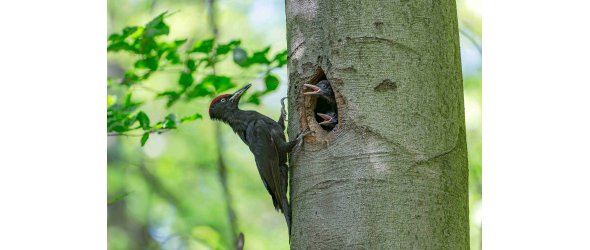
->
[282,199,292,240]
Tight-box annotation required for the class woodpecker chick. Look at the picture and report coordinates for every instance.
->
[303,80,335,106]
[317,112,338,130]
[209,84,309,237]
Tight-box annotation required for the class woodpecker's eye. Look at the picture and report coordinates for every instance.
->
[221,98,226,103]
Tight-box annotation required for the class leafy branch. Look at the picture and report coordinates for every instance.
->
[107,12,288,146]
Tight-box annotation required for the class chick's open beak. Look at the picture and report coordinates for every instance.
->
[303,84,321,95]
[317,113,333,125]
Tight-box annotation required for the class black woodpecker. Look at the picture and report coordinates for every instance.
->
[209,84,310,237]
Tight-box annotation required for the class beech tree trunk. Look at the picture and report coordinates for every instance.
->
[285,0,469,249]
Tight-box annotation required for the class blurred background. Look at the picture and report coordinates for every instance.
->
[107,0,481,249]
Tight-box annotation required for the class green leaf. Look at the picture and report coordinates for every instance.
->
[195,75,235,95]
[124,92,133,107]
[138,39,159,54]
[136,111,150,130]
[158,91,181,107]
[272,50,288,67]
[134,56,159,71]
[180,113,203,123]
[141,132,149,146]
[264,74,280,92]
[186,59,196,71]
[165,50,181,64]
[108,192,131,205]
[216,40,241,56]
[174,39,187,46]
[107,101,141,133]
[107,41,135,52]
[179,72,194,88]
[109,125,129,133]
[187,83,214,98]
[107,26,140,52]
[107,34,121,42]
[246,92,262,105]
[109,26,139,41]
[143,12,169,38]
[121,26,140,38]
[162,39,186,64]
[121,72,140,86]
[209,75,234,92]
[191,38,215,53]
[248,46,271,64]
[162,114,177,129]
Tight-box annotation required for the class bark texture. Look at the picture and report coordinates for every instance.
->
[285,0,469,249]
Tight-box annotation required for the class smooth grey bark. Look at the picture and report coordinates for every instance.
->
[285,0,469,249]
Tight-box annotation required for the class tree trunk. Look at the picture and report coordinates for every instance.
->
[285,0,469,249]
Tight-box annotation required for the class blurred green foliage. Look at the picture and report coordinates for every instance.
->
[107,12,287,146]
[107,1,481,250]
[107,5,293,249]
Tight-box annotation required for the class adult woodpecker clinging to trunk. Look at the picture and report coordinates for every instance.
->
[209,84,310,237]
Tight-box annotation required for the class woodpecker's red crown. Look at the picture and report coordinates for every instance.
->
[209,94,231,116]
[208,84,251,119]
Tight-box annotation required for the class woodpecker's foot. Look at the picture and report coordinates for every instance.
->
[285,129,313,152]
[296,129,312,141]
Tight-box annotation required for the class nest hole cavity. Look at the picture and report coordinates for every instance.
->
[305,68,338,132]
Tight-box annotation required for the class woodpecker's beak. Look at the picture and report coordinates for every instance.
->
[303,84,321,95]
[229,84,251,103]
[317,113,333,125]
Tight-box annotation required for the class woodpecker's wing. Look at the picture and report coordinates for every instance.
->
[246,119,284,211]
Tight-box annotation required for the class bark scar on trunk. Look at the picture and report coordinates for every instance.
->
[374,79,398,92]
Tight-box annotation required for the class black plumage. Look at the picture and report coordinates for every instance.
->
[209,84,308,236]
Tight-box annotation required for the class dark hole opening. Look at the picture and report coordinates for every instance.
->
[306,69,338,132]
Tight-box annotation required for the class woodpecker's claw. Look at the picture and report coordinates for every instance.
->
[294,129,312,149]
[296,129,312,140]
[303,84,321,95]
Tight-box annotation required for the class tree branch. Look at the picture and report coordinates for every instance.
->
[207,0,240,245]
[107,128,172,137]
[215,124,239,242]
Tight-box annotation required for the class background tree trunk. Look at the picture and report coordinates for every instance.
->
[285,0,469,249]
